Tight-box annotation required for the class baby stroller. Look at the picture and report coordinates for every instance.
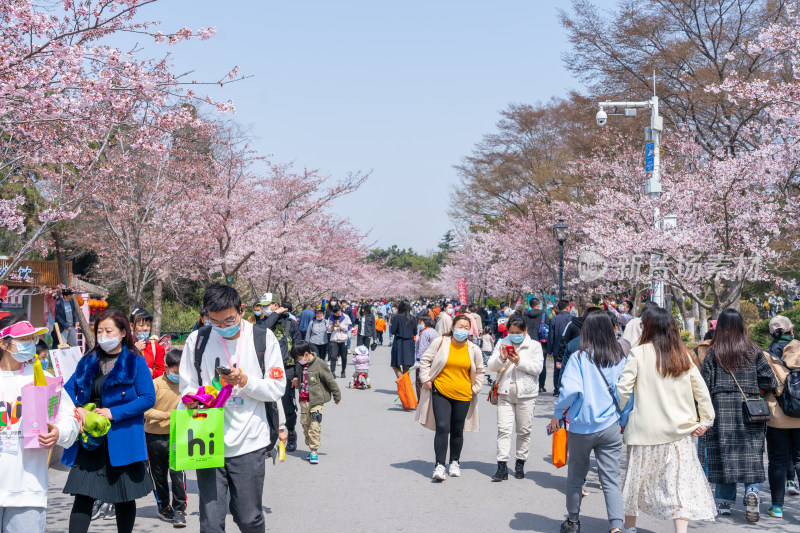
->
[350,345,371,389]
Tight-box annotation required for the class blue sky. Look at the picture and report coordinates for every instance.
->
[131,0,615,253]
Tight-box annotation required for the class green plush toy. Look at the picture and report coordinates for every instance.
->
[81,403,111,438]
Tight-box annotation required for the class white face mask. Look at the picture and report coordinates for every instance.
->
[98,336,121,353]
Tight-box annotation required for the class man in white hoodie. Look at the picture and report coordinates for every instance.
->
[180,284,287,533]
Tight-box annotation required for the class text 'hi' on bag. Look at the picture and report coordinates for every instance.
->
[730,371,770,423]
[169,408,225,471]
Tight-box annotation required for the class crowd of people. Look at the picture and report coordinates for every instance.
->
[407,296,799,533]
[0,287,799,532]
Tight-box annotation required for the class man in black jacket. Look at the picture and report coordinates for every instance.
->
[546,300,573,396]
[523,298,547,392]
[52,288,80,348]
[262,295,302,452]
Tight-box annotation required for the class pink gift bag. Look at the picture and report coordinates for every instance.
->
[21,376,63,449]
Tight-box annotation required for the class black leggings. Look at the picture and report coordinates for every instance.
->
[431,385,470,465]
[329,342,347,373]
[69,495,136,533]
[766,426,800,506]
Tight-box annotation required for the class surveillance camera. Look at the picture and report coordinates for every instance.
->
[596,109,608,126]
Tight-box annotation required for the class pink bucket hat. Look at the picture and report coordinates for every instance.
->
[0,321,48,339]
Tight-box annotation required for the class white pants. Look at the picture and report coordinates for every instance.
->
[0,507,46,533]
[496,382,536,462]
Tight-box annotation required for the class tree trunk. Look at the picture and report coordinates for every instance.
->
[51,229,69,286]
[672,287,690,331]
[152,277,164,338]
[74,298,95,351]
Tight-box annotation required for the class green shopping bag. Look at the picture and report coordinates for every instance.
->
[169,408,225,471]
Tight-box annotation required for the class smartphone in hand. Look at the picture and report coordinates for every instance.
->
[216,366,232,375]
[506,345,518,357]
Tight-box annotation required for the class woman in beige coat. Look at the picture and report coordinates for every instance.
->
[415,314,485,481]
[616,307,715,533]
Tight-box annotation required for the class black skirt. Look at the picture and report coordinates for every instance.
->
[63,440,153,503]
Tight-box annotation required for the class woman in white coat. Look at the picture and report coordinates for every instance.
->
[487,315,543,481]
[416,314,486,481]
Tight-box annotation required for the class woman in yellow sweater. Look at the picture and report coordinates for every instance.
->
[616,307,715,533]
[415,314,485,481]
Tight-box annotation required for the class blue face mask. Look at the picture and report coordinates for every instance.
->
[417,324,425,332]
[10,340,37,363]
[166,371,180,384]
[136,332,149,341]
[453,329,469,342]
[253,310,262,317]
[508,333,525,344]
[213,323,240,338]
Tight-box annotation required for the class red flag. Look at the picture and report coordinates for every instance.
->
[456,277,467,304]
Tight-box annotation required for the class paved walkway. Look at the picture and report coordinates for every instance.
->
[46,345,799,532]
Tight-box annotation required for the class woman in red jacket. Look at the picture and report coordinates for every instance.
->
[129,308,165,378]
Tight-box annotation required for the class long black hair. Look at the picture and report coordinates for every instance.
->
[397,300,414,328]
[578,312,624,368]
[709,308,759,372]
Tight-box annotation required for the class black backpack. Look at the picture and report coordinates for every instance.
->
[194,324,281,451]
[777,358,800,418]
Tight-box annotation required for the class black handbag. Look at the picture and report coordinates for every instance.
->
[731,372,770,423]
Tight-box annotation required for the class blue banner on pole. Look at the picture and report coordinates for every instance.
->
[645,140,654,172]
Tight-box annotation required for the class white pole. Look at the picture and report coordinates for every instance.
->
[650,94,664,307]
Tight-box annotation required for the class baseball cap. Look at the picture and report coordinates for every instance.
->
[258,292,274,306]
[769,315,794,335]
[0,321,48,339]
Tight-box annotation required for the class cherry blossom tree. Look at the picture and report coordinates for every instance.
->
[72,111,221,312]
[558,129,791,318]
[0,0,238,283]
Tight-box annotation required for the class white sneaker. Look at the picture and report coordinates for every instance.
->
[448,461,461,477]
[788,480,800,496]
[623,528,637,533]
[432,464,446,481]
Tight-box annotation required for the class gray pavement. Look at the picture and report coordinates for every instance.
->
[46,345,799,532]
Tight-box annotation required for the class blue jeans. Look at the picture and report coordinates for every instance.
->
[697,439,708,476]
[714,482,760,504]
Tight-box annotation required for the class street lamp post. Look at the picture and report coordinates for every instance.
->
[553,219,568,303]
[595,78,665,307]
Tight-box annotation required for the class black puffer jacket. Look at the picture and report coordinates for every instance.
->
[523,308,545,338]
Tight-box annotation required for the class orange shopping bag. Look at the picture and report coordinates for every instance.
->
[552,427,568,468]
[396,371,418,410]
